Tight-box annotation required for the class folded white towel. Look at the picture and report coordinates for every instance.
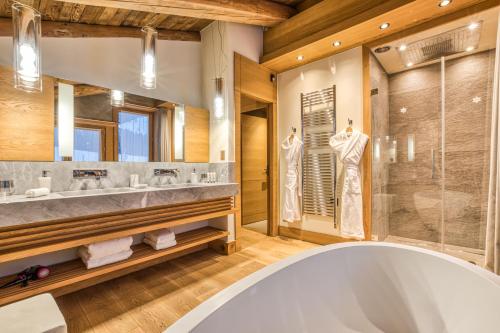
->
[79,249,133,269]
[25,188,50,198]
[83,236,133,259]
[144,237,177,251]
[132,183,148,189]
[145,229,175,243]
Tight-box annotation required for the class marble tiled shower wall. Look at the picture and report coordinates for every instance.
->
[379,50,495,250]
[0,161,234,194]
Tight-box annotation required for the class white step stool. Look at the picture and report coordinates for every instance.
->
[0,293,67,333]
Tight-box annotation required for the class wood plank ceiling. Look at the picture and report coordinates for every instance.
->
[0,0,306,40]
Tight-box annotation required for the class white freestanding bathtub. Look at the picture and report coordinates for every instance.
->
[165,243,500,333]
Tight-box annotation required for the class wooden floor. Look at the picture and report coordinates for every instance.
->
[56,229,318,333]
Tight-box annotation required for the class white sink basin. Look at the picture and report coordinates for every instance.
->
[58,187,136,197]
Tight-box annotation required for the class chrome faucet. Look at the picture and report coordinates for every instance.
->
[72,169,108,190]
[154,169,180,185]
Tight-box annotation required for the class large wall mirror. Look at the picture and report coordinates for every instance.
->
[0,65,209,163]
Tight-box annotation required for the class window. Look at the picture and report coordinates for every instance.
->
[118,111,150,162]
[54,127,102,161]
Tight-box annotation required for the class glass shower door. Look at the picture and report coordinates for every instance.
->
[442,49,495,259]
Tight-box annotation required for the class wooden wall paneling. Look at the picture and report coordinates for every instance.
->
[362,46,372,241]
[240,56,276,102]
[0,65,55,161]
[184,106,210,163]
[234,54,243,243]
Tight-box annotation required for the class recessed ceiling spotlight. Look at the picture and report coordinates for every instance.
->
[398,44,407,51]
[466,46,475,52]
[332,40,342,47]
[468,22,479,30]
[297,55,304,61]
[374,46,391,53]
[379,22,390,30]
[438,0,452,7]
[406,62,413,67]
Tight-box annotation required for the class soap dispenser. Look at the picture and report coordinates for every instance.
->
[39,170,51,192]
[191,169,198,184]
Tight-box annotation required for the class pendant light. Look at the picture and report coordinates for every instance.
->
[110,89,125,107]
[214,77,224,119]
[141,26,158,89]
[212,22,227,120]
[57,82,75,160]
[12,2,42,92]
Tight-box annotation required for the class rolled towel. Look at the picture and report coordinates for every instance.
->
[145,229,175,243]
[79,249,133,269]
[143,237,177,251]
[25,188,50,198]
[83,236,133,259]
[132,183,148,189]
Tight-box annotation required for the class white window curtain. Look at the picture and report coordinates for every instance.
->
[118,111,149,162]
[485,13,500,274]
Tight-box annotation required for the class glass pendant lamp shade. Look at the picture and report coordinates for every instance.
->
[12,2,42,92]
[141,26,158,89]
[110,89,125,107]
[214,77,225,119]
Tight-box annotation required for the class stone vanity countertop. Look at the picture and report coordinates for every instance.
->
[0,183,238,227]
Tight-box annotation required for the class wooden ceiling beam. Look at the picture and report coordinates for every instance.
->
[0,18,200,41]
[54,0,296,26]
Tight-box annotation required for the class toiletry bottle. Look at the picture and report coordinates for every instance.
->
[191,169,198,184]
[39,170,51,192]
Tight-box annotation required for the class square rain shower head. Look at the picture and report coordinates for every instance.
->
[399,21,483,67]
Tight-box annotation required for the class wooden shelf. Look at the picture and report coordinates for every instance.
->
[0,197,234,263]
[0,227,228,306]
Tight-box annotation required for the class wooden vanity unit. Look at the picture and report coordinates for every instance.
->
[0,196,235,306]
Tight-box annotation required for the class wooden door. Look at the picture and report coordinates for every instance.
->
[241,113,268,225]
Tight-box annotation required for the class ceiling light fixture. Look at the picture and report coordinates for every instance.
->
[398,44,407,51]
[406,62,413,67]
[110,90,125,107]
[466,46,475,52]
[374,46,391,53]
[12,2,42,92]
[438,0,452,7]
[332,40,342,47]
[214,77,225,119]
[140,26,157,89]
[468,22,479,31]
[379,22,390,30]
[297,55,304,61]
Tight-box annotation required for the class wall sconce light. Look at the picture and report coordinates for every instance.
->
[58,82,74,160]
[141,26,157,89]
[12,2,42,92]
[110,89,124,107]
[214,77,225,119]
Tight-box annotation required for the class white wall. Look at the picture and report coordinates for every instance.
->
[201,22,262,162]
[0,37,202,107]
[278,47,364,236]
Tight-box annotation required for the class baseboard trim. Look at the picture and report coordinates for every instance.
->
[279,226,358,245]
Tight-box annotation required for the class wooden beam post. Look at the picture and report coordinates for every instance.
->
[0,18,200,41]
[55,0,296,27]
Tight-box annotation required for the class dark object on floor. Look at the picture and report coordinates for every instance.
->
[0,265,50,289]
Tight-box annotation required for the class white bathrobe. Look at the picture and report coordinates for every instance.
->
[282,135,303,222]
[329,129,368,238]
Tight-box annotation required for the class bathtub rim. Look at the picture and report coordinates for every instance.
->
[165,241,500,333]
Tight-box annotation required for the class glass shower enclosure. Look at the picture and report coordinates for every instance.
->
[371,12,498,263]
